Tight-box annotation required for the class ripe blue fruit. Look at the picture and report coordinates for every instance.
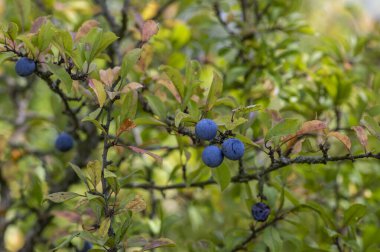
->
[222,138,245,160]
[55,132,74,152]
[80,241,92,252]
[251,202,270,222]
[195,119,218,140]
[202,145,224,167]
[15,57,36,77]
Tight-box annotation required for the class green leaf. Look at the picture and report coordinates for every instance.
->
[174,110,191,127]
[37,21,55,52]
[104,169,117,178]
[106,176,120,194]
[212,163,231,191]
[46,63,72,92]
[134,117,166,126]
[361,115,380,139]
[45,192,81,203]
[205,71,223,112]
[263,227,282,252]
[299,202,335,228]
[160,65,184,99]
[343,204,367,227]
[145,94,167,120]
[225,117,248,130]
[115,216,132,244]
[27,175,43,208]
[183,60,202,110]
[367,105,380,117]
[7,22,19,40]
[232,104,263,114]
[271,180,300,206]
[82,117,107,134]
[82,28,118,63]
[98,217,111,238]
[265,118,301,142]
[0,51,15,65]
[17,34,38,56]
[50,232,80,251]
[80,231,105,245]
[69,163,89,189]
[121,90,138,119]
[235,133,261,149]
[87,160,102,190]
[120,48,141,79]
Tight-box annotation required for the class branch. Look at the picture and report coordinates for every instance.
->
[93,0,121,34]
[123,152,380,191]
[231,212,288,251]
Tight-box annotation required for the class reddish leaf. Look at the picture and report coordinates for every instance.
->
[352,126,368,152]
[141,20,159,42]
[128,146,162,164]
[327,131,351,151]
[117,118,136,136]
[52,210,81,222]
[121,82,144,93]
[297,120,327,136]
[157,78,182,103]
[99,67,121,87]
[75,20,99,41]
[30,16,48,33]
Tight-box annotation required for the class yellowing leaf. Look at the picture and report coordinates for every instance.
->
[205,71,223,112]
[45,192,81,203]
[89,79,107,107]
[352,126,368,151]
[126,195,146,212]
[141,1,159,20]
[327,131,351,151]
[87,160,102,189]
[98,218,111,238]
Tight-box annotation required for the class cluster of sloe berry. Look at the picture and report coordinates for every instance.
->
[14,57,75,153]
[195,119,245,167]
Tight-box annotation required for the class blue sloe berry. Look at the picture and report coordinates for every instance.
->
[222,138,245,160]
[55,132,74,152]
[251,202,270,222]
[195,119,218,141]
[80,241,93,252]
[202,145,224,168]
[15,57,36,77]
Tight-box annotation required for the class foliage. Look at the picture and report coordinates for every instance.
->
[0,0,380,251]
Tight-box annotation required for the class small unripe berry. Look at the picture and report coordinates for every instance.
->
[195,119,218,141]
[15,57,36,77]
[55,132,74,152]
[222,138,245,160]
[251,202,270,222]
[202,145,224,168]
